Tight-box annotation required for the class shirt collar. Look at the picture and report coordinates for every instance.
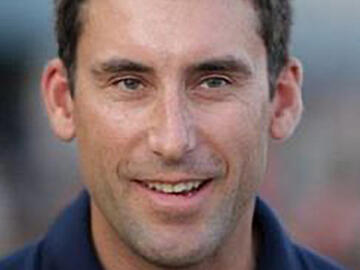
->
[42,191,103,270]
[254,197,301,270]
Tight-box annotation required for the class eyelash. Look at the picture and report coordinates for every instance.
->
[108,75,233,91]
[202,76,231,84]
[110,76,145,89]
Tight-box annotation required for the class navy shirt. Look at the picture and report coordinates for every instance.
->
[0,191,346,270]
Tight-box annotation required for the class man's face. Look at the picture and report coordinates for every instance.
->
[74,0,270,267]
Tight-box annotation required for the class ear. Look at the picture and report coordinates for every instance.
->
[41,58,76,142]
[270,57,303,141]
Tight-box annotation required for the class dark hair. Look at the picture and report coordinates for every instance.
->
[55,0,292,98]
[253,0,293,98]
[55,0,86,92]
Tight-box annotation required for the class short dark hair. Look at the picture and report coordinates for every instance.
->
[55,0,292,98]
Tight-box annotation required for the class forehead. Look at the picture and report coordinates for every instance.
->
[79,0,264,68]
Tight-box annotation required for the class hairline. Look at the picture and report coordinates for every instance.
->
[64,0,288,98]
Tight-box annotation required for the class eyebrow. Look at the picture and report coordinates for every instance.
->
[91,56,253,79]
[91,58,154,76]
[186,56,253,77]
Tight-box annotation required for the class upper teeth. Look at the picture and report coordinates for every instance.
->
[145,181,202,194]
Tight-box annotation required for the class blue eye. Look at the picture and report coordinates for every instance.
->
[116,78,143,91]
[200,77,230,89]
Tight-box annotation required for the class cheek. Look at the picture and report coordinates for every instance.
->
[199,101,269,188]
[76,130,119,196]
[199,100,267,157]
[74,99,141,189]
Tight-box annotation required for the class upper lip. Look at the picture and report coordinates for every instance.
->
[133,173,212,184]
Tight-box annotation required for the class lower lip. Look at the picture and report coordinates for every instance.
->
[132,180,213,211]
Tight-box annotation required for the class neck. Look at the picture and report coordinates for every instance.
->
[91,199,257,270]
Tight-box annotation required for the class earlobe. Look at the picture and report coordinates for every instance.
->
[41,58,76,142]
[270,57,303,141]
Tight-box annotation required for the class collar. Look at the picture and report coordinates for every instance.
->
[42,191,300,270]
[42,191,103,270]
[254,197,301,270]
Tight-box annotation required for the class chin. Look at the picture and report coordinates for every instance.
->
[119,225,222,269]
[136,243,214,269]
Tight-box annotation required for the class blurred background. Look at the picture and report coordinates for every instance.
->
[0,0,359,269]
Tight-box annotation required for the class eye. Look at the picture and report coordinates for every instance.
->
[200,77,231,89]
[115,78,144,91]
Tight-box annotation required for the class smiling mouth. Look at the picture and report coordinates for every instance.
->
[135,179,211,196]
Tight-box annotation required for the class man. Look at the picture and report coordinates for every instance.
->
[0,0,346,269]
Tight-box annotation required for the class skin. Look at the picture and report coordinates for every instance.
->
[41,0,303,269]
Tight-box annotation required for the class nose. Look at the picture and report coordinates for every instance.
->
[148,91,196,162]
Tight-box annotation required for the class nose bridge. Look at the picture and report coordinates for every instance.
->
[149,87,195,160]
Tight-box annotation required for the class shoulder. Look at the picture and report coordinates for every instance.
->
[292,243,347,270]
[0,191,101,270]
[254,197,348,270]
[0,242,43,270]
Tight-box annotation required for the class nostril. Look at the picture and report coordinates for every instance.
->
[148,97,196,160]
[148,127,195,162]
